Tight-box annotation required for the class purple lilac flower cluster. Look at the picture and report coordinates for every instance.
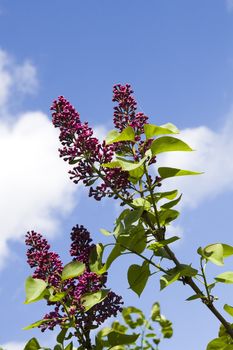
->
[25,225,123,332]
[112,84,158,165]
[25,231,63,287]
[51,85,160,200]
[51,97,130,201]
[112,84,148,137]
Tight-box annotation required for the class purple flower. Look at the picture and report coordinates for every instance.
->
[70,225,95,264]
[25,225,123,333]
[51,96,130,201]
[25,231,63,287]
[112,84,148,135]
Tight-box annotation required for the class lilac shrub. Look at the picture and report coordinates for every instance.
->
[23,84,233,350]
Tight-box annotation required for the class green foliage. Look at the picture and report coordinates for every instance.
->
[150,136,193,155]
[160,265,197,291]
[23,338,41,350]
[206,324,233,350]
[224,305,233,317]
[96,302,173,349]
[158,167,202,179]
[148,236,180,252]
[80,289,110,311]
[61,261,86,280]
[23,319,53,331]
[144,123,179,138]
[198,244,233,266]
[215,272,233,284]
[24,277,48,304]
[105,126,135,145]
[127,262,150,297]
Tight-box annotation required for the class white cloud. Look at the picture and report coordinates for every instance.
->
[0,341,26,350]
[0,112,77,268]
[14,60,38,94]
[0,50,12,109]
[226,0,233,12]
[157,108,233,208]
[0,49,38,113]
[0,50,77,269]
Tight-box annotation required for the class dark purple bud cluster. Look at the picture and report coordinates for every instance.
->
[25,231,63,287]
[112,84,148,136]
[51,96,130,201]
[25,226,123,332]
[77,291,124,328]
[51,96,100,164]
[70,225,95,264]
[89,167,130,201]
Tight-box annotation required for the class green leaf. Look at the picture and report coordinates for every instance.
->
[154,189,178,201]
[159,317,173,339]
[49,291,67,302]
[105,129,119,144]
[151,302,160,321]
[153,247,172,260]
[158,209,179,225]
[112,321,128,334]
[158,167,202,179]
[160,265,197,290]
[160,123,180,133]
[54,346,63,350]
[127,261,150,296]
[128,166,144,184]
[96,326,113,341]
[160,273,180,291]
[186,294,203,301]
[89,243,105,274]
[61,261,86,281]
[100,228,112,236]
[108,332,139,346]
[124,208,144,227]
[215,272,233,284]
[103,154,148,172]
[105,126,135,145]
[118,226,146,254]
[57,328,68,345]
[24,276,48,304]
[144,123,179,139]
[132,198,151,210]
[122,306,145,329]
[127,226,147,254]
[224,304,233,317]
[23,318,53,330]
[81,289,110,311]
[206,338,233,350]
[103,243,122,272]
[150,136,192,155]
[203,244,233,266]
[64,343,73,350]
[148,236,180,251]
[160,195,182,210]
[24,338,41,350]
[171,264,198,277]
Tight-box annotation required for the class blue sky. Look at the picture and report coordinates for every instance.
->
[1,1,233,349]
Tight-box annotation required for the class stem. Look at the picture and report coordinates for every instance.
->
[61,300,86,347]
[200,258,211,302]
[144,164,160,229]
[117,240,169,275]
